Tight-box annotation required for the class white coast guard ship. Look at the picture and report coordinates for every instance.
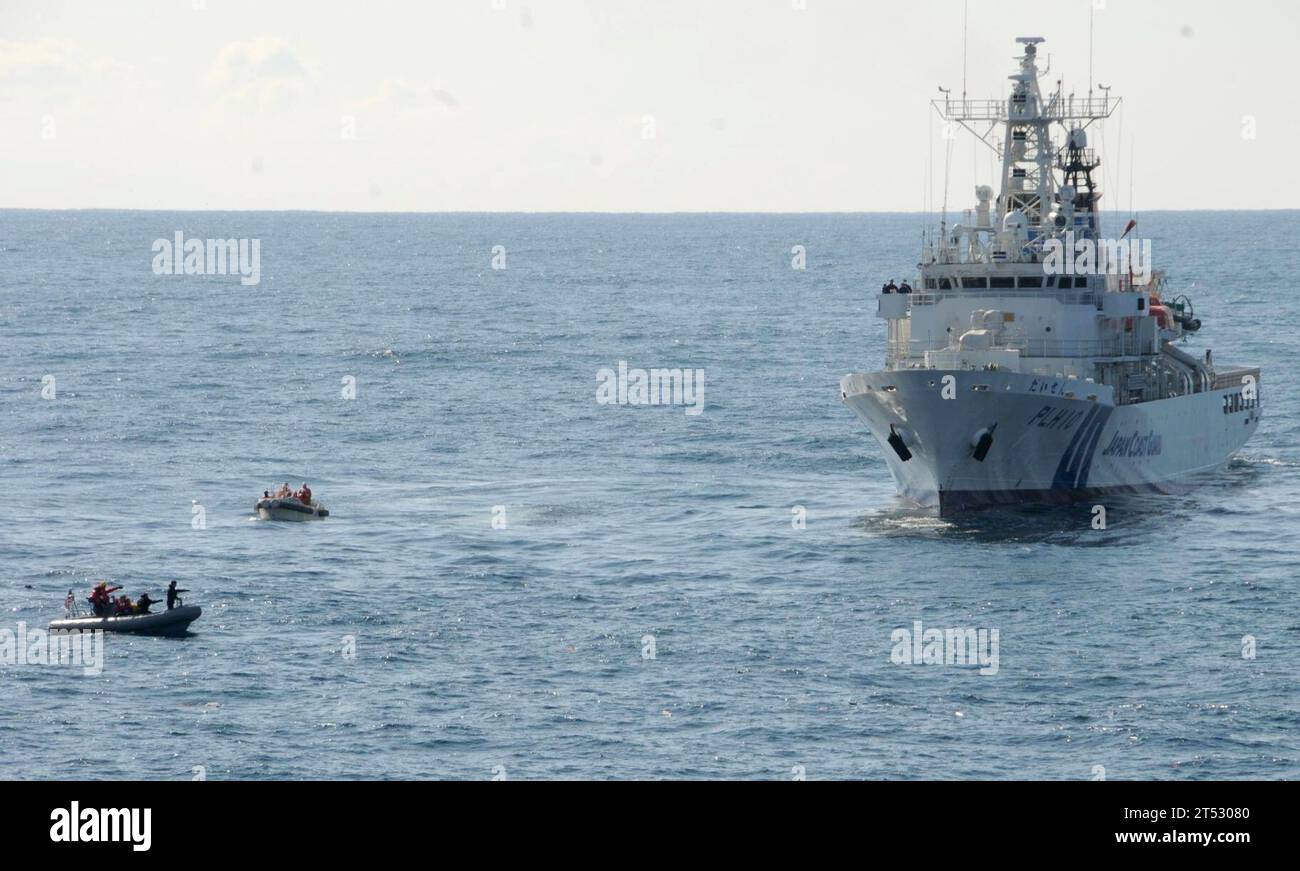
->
[841,37,1261,515]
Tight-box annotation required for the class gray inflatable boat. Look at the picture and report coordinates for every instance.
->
[255,497,329,521]
[49,605,202,637]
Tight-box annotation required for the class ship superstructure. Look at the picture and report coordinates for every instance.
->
[841,37,1261,514]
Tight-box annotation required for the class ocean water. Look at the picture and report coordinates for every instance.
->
[1,210,1297,780]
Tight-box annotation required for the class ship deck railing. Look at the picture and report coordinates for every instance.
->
[1211,367,1261,391]
[889,334,1153,361]
[909,289,1099,306]
[934,95,1116,123]
[1102,274,1162,292]
[1056,147,1100,169]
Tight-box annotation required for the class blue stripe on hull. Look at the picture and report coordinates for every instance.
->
[1050,405,1114,490]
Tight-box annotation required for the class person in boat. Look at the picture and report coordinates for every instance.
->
[89,582,123,617]
[276,482,292,499]
[298,482,312,505]
[263,490,271,499]
[113,595,134,616]
[898,280,912,294]
[135,593,156,614]
[884,279,898,293]
[167,581,188,610]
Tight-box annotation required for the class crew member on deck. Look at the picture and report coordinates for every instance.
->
[884,279,898,293]
[167,581,189,610]
[89,582,123,617]
[899,280,912,294]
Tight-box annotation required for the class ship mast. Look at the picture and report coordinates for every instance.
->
[931,36,1119,263]
[1000,38,1052,233]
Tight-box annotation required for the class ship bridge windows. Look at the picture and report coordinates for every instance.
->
[930,275,1071,291]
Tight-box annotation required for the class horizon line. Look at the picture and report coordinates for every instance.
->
[2,206,1296,216]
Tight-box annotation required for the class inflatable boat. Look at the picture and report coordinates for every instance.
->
[255,497,329,521]
[49,605,202,637]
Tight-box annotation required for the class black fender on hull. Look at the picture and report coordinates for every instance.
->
[887,424,913,462]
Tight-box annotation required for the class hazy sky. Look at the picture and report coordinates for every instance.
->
[1,0,1296,211]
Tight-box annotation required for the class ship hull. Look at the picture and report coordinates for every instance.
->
[841,368,1259,516]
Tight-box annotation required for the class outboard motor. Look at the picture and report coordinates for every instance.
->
[887,424,913,462]
[971,424,997,462]
[1171,294,1201,332]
